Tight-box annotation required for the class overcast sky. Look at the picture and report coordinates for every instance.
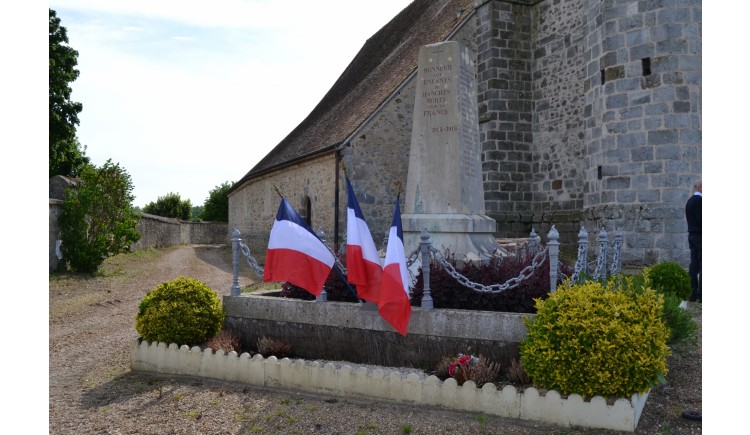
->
[47,0,413,207]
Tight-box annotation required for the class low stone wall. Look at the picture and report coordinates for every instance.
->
[223,293,529,372]
[49,199,64,273]
[129,213,228,251]
[49,208,229,271]
[130,339,649,432]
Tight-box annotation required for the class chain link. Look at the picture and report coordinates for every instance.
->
[427,245,548,293]
[239,241,265,278]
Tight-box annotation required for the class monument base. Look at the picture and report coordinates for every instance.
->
[402,213,505,262]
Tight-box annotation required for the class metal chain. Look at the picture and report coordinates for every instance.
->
[428,245,548,293]
[238,241,265,278]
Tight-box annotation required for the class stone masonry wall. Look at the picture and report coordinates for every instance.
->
[581,0,701,265]
[50,209,227,272]
[476,1,535,220]
[228,154,337,261]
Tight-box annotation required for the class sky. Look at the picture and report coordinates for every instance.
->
[46,0,414,208]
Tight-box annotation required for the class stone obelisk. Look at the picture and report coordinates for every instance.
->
[403,41,500,261]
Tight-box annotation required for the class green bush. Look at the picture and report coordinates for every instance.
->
[520,277,670,397]
[660,292,698,348]
[60,160,140,273]
[644,261,692,301]
[135,277,224,346]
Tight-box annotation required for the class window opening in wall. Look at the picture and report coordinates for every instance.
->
[305,197,312,227]
[598,166,603,180]
[600,69,605,85]
[641,58,651,76]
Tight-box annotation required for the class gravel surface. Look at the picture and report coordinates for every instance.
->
[49,244,702,434]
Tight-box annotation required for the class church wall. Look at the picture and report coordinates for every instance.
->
[580,0,701,265]
[228,154,337,261]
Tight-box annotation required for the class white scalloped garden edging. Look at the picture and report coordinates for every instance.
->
[130,339,650,432]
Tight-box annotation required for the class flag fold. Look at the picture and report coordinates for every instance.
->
[264,197,334,296]
[345,178,383,303]
[377,195,412,336]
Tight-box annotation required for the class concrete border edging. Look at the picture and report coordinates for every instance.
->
[130,338,649,432]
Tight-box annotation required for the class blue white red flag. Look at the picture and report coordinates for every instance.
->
[377,194,412,336]
[345,178,383,303]
[264,197,334,296]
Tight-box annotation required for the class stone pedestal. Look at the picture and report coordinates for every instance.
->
[403,41,501,261]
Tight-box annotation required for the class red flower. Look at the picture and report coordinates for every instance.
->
[457,354,472,366]
[448,362,457,377]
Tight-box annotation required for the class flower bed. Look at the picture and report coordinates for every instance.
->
[130,338,650,432]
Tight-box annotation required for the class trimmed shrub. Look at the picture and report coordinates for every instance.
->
[644,261,692,301]
[520,277,670,397]
[136,277,224,346]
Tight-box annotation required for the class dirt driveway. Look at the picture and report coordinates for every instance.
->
[49,244,702,434]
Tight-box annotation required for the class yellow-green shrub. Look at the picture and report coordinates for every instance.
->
[520,277,670,397]
[135,277,224,346]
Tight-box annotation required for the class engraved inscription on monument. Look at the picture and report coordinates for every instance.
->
[403,41,499,261]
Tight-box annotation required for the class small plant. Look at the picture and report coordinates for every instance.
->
[205,329,241,353]
[135,277,224,346]
[435,353,500,387]
[644,261,692,301]
[257,336,293,358]
[661,293,698,349]
[521,277,670,397]
[475,414,487,425]
[506,358,532,385]
[402,423,413,433]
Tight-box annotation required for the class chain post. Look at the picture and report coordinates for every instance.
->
[231,228,241,297]
[547,225,560,293]
[420,228,433,309]
[574,226,588,282]
[598,227,608,281]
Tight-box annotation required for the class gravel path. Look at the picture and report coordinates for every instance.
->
[49,244,702,434]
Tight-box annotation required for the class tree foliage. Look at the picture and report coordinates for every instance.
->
[202,181,233,222]
[49,8,89,177]
[60,160,141,273]
[143,192,192,220]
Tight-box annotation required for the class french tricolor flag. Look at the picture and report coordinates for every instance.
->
[377,194,412,336]
[264,197,334,296]
[345,178,383,304]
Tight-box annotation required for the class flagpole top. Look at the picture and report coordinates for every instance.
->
[341,160,348,178]
[395,181,403,196]
[273,184,283,198]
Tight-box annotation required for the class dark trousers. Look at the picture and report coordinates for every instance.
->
[688,233,701,301]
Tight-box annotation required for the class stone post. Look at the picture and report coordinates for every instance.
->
[575,226,589,281]
[420,228,433,309]
[597,227,609,281]
[231,228,241,297]
[547,226,560,293]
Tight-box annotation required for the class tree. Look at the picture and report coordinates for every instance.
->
[50,8,89,177]
[202,181,233,222]
[60,160,141,273]
[143,192,192,220]
[190,205,204,222]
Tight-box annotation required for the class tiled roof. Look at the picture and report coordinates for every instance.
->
[231,0,475,191]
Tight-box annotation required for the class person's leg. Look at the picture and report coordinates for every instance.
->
[688,234,701,301]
